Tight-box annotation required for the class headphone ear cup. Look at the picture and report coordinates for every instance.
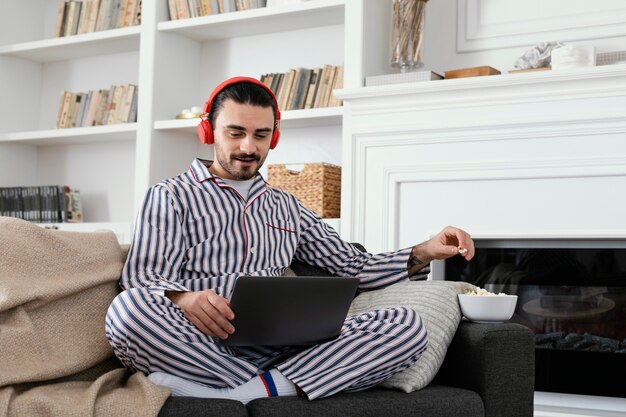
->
[197,119,214,145]
[269,128,280,149]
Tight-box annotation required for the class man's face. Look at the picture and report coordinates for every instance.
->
[210,99,274,181]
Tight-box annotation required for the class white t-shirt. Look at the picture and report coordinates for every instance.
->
[219,177,256,201]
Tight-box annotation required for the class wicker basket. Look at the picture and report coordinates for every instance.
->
[267,163,341,218]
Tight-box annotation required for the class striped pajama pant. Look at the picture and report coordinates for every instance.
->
[105,287,428,400]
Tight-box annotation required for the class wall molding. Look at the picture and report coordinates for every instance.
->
[457,0,626,52]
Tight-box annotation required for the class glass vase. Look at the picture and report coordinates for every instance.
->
[390,0,427,72]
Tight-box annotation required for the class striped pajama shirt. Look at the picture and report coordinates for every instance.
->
[105,158,428,400]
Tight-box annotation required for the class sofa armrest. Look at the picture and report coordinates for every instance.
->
[434,321,535,417]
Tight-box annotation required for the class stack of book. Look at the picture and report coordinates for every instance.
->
[56,84,138,129]
[260,65,344,111]
[55,0,141,37]
[168,0,267,19]
[0,186,83,223]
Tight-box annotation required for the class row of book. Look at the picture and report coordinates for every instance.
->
[260,64,344,111]
[168,0,266,19]
[56,84,138,129]
[55,0,141,37]
[0,186,83,224]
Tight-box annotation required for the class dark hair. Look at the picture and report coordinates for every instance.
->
[208,82,276,127]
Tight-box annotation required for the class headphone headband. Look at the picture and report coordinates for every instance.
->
[197,76,281,148]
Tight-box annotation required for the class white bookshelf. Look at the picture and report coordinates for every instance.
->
[0,0,393,235]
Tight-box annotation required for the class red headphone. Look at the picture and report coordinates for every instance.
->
[197,76,281,149]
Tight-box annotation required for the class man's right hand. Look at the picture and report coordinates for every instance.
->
[165,290,235,340]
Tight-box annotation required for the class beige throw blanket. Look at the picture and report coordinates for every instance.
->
[0,217,170,417]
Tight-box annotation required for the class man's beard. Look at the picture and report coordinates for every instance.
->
[216,150,265,180]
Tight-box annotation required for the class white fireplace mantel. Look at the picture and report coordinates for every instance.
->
[335,64,626,254]
[335,64,626,416]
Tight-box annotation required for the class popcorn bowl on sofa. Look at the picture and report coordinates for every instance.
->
[458,294,518,323]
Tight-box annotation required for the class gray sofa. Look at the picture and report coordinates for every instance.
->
[158,257,535,417]
[159,322,534,417]
[0,219,533,417]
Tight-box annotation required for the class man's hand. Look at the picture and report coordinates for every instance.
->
[407,226,474,276]
[166,289,235,340]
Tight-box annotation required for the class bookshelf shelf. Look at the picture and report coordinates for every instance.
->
[154,107,343,133]
[0,26,141,63]
[157,0,345,41]
[0,124,138,146]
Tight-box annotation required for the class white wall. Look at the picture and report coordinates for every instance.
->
[417,0,626,75]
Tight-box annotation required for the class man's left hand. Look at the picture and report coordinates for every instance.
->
[407,226,474,276]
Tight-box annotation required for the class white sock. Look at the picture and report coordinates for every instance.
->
[148,368,297,404]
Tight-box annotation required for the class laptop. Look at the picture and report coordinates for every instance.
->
[220,276,360,347]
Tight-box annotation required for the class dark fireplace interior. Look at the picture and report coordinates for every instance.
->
[442,239,626,398]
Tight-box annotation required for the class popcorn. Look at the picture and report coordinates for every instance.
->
[465,287,507,296]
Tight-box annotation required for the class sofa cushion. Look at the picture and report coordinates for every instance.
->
[159,397,247,417]
[245,385,484,417]
[348,280,474,393]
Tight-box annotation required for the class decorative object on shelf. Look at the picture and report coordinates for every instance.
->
[268,163,341,218]
[365,70,442,87]
[260,65,343,110]
[597,50,626,66]
[390,0,428,73]
[444,65,500,79]
[550,44,596,70]
[513,41,564,70]
[175,106,203,119]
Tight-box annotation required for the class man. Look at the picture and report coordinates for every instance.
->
[105,77,474,404]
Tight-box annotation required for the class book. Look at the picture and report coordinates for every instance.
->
[94,89,110,125]
[168,0,178,19]
[106,85,124,124]
[289,67,312,110]
[278,69,296,111]
[327,65,344,107]
[199,0,213,16]
[304,67,321,109]
[95,0,110,31]
[63,1,82,37]
[65,186,84,223]
[77,0,92,34]
[54,0,67,37]
[176,0,190,19]
[119,84,136,123]
[314,64,333,108]
[127,86,139,123]
[187,0,199,18]
[56,91,70,128]
[85,0,102,33]
[76,92,90,127]
[121,0,139,27]
[83,89,101,126]
[133,0,141,25]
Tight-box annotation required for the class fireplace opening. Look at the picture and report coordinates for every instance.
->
[439,239,626,398]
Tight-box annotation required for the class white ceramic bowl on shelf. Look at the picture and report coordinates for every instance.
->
[458,294,518,323]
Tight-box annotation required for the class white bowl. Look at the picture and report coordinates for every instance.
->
[458,294,518,323]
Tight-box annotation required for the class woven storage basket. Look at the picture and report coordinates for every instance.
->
[268,163,341,218]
